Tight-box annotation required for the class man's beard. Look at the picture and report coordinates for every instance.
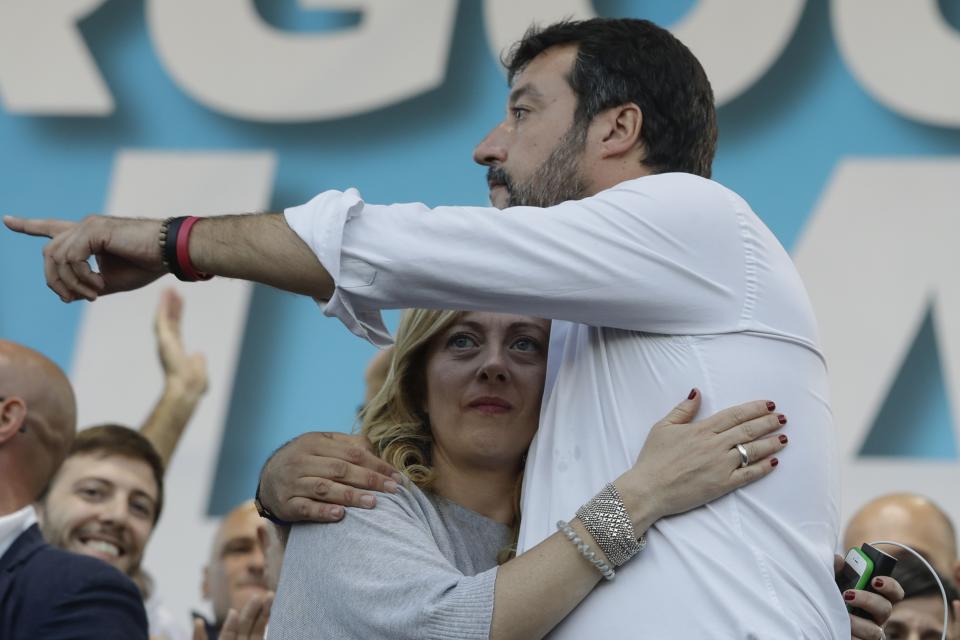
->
[489,121,590,208]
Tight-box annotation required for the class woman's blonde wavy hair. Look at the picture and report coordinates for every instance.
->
[359,308,524,561]
[359,308,461,489]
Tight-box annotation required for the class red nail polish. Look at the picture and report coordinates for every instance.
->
[777,414,787,425]
[770,458,779,467]
[688,388,698,400]
[873,578,884,588]
[778,435,788,444]
[843,591,855,601]
[766,401,776,411]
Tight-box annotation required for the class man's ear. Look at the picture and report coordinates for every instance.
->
[594,103,643,159]
[953,558,960,589]
[0,396,27,445]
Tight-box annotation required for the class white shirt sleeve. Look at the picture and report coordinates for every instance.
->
[284,173,755,346]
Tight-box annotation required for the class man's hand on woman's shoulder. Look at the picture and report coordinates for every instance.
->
[257,432,403,523]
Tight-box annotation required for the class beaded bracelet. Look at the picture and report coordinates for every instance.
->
[557,520,615,581]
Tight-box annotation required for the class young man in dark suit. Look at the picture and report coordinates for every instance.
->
[0,339,147,640]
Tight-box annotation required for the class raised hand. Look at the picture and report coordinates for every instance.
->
[3,214,165,301]
[155,288,208,398]
[192,592,274,640]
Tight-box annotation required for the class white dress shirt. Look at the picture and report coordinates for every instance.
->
[144,587,190,640]
[0,505,38,562]
[285,173,849,638]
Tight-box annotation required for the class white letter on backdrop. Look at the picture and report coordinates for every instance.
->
[833,0,960,127]
[794,158,960,526]
[146,0,457,121]
[71,150,275,623]
[482,0,805,105]
[0,0,112,115]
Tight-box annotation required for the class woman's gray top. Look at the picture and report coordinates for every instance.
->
[269,482,513,639]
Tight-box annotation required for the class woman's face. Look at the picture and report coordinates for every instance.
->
[423,312,550,472]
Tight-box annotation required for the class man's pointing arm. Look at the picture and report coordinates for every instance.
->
[2,212,333,302]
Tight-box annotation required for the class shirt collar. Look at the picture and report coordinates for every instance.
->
[0,504,38,561]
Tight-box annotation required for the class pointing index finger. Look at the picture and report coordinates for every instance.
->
[3,215,75,238]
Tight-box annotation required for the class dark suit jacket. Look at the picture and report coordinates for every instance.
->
[0,524,148,639]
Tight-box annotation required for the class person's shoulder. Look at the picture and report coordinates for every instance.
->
[291,482,437,541]
[9,541,147,638]
[24,542,141,598]
[608,172,742,211]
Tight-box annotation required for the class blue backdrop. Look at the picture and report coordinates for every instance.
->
[1,0,958,514]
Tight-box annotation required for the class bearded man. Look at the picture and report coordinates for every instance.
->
[5,17,901,639]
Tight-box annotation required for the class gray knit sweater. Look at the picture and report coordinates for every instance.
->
[269,483,512,639]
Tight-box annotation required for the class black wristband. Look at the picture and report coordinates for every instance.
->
[163,216,189,281]
[254,480,291,527]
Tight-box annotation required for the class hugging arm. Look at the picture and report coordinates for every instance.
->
[269,394,786,640]
[490,393,785,639]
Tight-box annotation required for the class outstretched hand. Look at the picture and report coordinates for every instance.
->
[3,214,165,302]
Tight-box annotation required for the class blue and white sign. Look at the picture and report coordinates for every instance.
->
[2,0,959,622]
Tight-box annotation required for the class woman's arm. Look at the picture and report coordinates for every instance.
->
[267,393,784,640]
[489,391,785,639]
[269,487,502,640]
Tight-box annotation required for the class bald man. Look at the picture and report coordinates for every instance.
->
[0,340,148,639]
[844,493,960,587]
[197,501,275,639]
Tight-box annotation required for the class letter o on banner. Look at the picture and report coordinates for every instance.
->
[832,0,960,127]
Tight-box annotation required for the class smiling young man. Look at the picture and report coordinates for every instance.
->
[37,425,162,575]
[35,425,177,634]
[7,17,898,638]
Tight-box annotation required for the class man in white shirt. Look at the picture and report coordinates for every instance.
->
[0,340,148,639]
[5,17,896,638]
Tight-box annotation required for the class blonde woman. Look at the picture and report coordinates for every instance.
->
[268,309,790,639]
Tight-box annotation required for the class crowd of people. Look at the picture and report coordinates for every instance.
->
[0,291,275,639]
[2,16,958,640]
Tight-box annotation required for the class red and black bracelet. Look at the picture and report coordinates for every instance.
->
[159,216,213,282]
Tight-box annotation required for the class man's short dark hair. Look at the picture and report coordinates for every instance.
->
[505,18,718,178]
[42,424,165,525]
[892,553,959,616]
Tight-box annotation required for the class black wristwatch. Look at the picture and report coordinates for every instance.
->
[254,481,291,526]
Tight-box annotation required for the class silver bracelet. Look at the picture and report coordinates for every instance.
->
[575,483,646,567]
[557,520,615,581]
